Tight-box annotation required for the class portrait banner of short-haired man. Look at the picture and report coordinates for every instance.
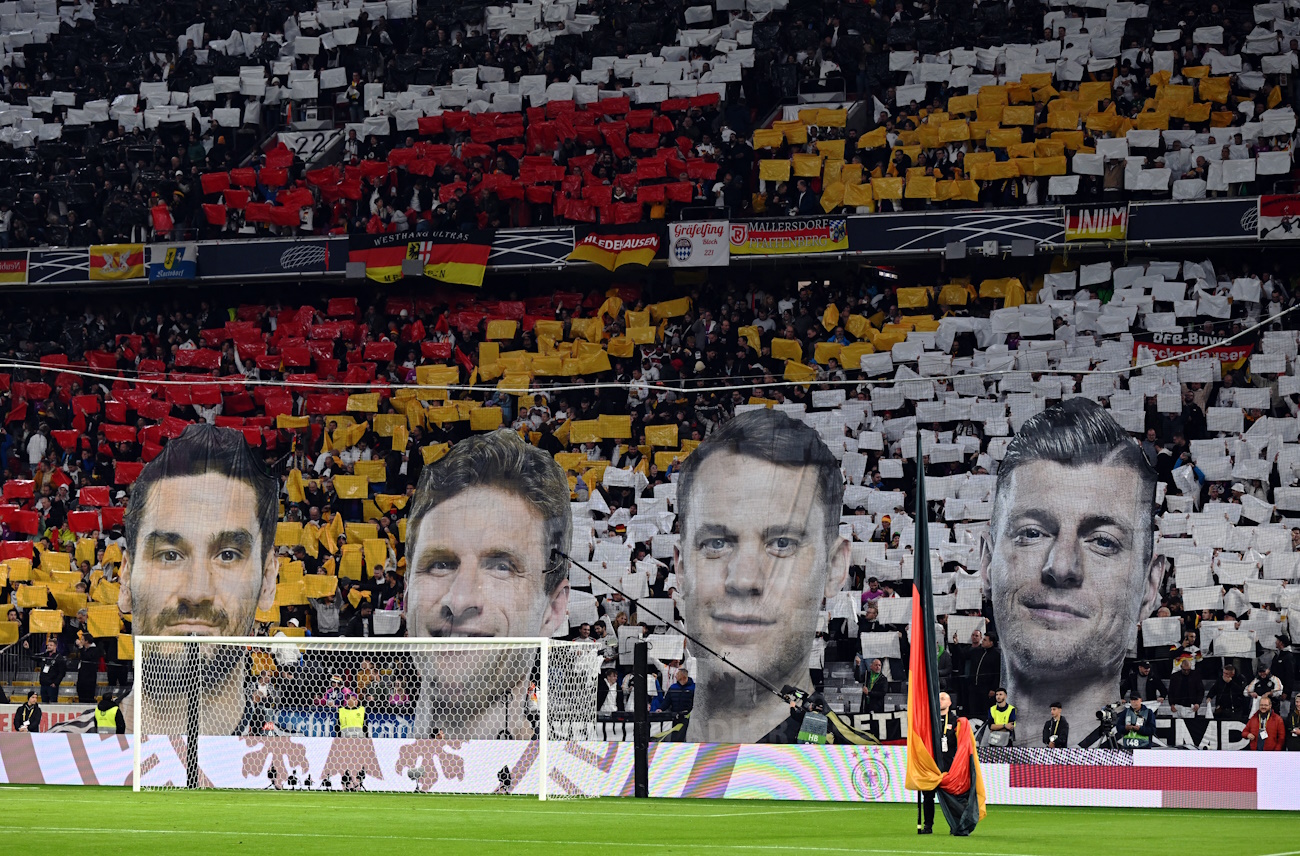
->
[57,424,280,735]
[404,429,573,739]
[981,398,1164,745]
[674,408,850,743]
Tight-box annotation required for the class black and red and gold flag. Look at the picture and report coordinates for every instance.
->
[349,229,492,286]
[905,434,986,835]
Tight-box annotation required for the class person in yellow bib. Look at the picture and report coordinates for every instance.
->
[338,692,367,737]
[986,688,1016,746]
[94,693,125,735]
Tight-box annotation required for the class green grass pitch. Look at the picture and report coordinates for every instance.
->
[3,787,1297,855]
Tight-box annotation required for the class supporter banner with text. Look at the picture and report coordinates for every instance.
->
[667,221,729,267]
[348,229,493,286]
[1257,193,1300,240]
[0,250,27,284]
[2,734,1298,809]
[1133,329,1254,369]
[147,243,198,281]
[729,217,848,256]
[88,243,145,280]
[567,232,660,270]
[1065,205,1129,241]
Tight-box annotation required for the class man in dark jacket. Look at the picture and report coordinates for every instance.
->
[1285,698,1300,751]
[36,638,67,703]
[1120,660,1167,702]
[74,634,101,703]
[1042,701,1069,747]
[1208,663,1250,721]
[12,691,41,732]
[1168,656,1204,717]
[855,656,888,713]
[662,668,696,715]
[969,633,1002,716]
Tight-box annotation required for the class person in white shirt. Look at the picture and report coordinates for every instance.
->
[26,425,50,471]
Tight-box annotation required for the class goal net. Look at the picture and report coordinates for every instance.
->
[131,636,605,798]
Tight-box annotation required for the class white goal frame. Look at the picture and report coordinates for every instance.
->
[132,635,591,800]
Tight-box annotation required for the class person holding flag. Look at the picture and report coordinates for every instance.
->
[906,435,987,836]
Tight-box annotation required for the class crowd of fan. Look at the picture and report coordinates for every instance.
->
[5,0,1300,246]
[0,252,1297,746]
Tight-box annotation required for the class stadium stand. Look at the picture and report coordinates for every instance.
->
[4,0,1299,243]
[0,0,1296,751]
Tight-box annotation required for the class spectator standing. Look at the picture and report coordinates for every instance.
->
[74,634,100,703]
[1168,657,1205,718]
[1286,700,1300,751]
[855,656,887,714]
[26,424,49,473]
[1246,665,1284,716]
[1121,660,1166,703]
[1209,664,1250,721]
[1042,702,1069,748]
[1242,697,1285,751]
[36,638,66,703]
[969,634,1001,716]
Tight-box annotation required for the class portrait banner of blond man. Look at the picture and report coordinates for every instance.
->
[57,424,280,735]
[982,398,1164,745]
[674,409,850,743]
[405,429,574,739]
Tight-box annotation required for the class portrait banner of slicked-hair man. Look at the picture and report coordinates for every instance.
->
[980,398,1165,745]
[57,424,280,735]
[674,408,852,744]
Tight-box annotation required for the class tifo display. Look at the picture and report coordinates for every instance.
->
[1,0,1300,839]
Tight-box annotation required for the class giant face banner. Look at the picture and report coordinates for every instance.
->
[22,382,1278,753]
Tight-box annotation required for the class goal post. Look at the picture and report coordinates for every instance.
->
[131,636,604,798]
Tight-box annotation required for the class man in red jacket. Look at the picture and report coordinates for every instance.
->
[1242,696,1285,751]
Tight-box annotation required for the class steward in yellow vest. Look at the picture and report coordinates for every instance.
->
[338,694,366,736]
[94,694,125,734]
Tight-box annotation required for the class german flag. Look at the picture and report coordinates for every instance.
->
[567,232,659,270]
[906,433,986,835]
[349,229,492,286]
[0,250,27,284]
[89,244,144,280]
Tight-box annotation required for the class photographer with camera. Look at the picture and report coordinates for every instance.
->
[1118,693,1156,749]
[1041,702,1069,748]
